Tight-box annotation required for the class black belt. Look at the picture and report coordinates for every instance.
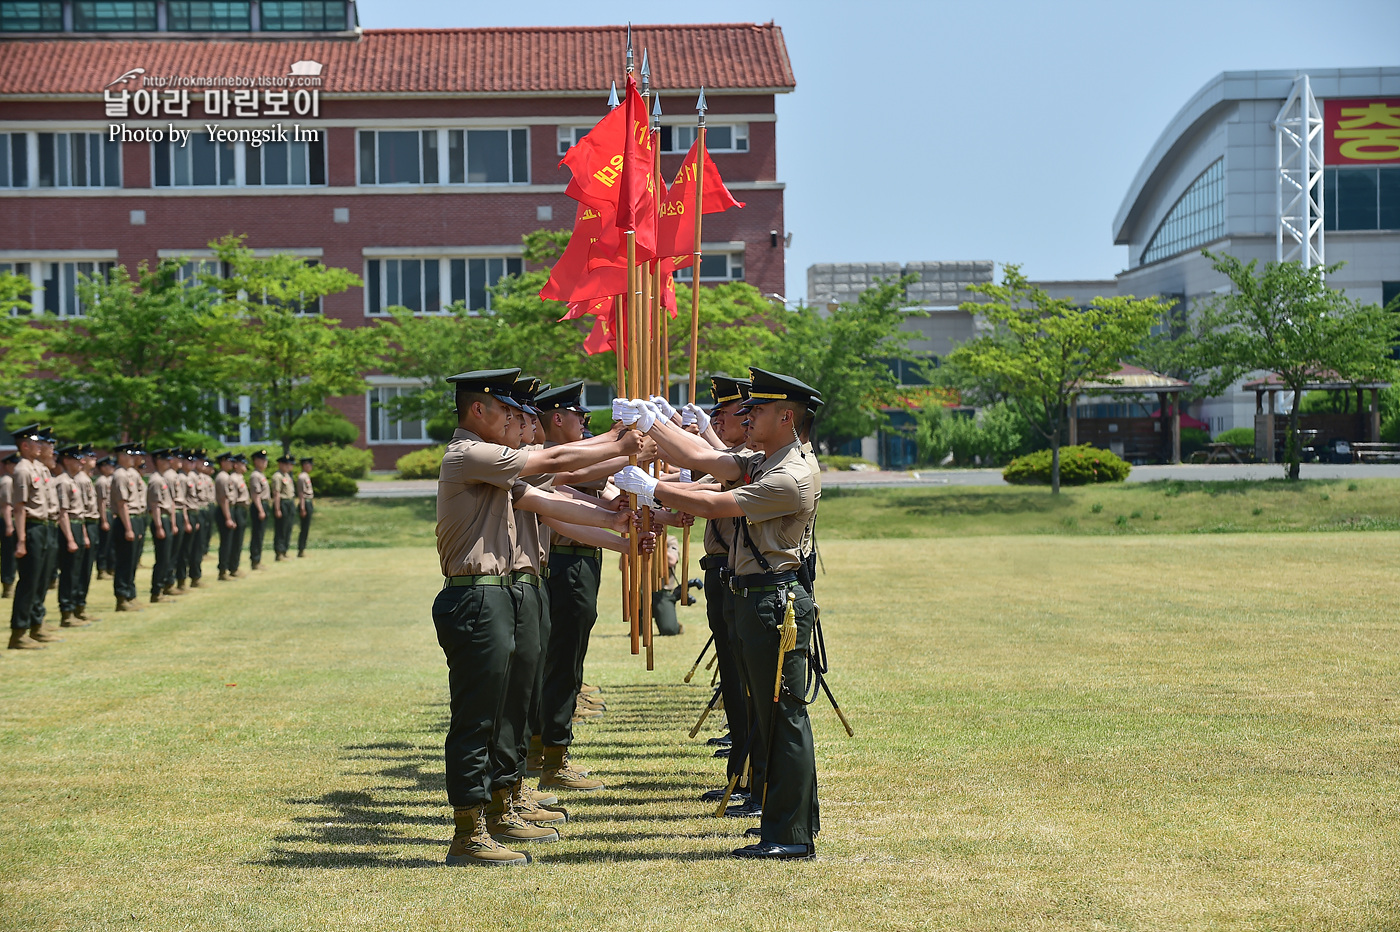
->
[550,544,602,560]
[730,570,798,594]
[443,574,510,588]
[699,554,729,571]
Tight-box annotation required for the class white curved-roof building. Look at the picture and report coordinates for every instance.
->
[1114,67,1400,433]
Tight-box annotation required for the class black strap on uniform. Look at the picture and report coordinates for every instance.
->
[738,517,775,575]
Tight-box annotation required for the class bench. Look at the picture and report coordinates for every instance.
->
[1351,442,1400,463]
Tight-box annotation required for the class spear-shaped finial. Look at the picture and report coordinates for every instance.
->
[640,48,650,94]
[607,81,620,110]
[651,92,662,130]
[626,24,634,74]
[696,86,707,126]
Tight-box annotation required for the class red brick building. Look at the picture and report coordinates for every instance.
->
[0,9,794,467]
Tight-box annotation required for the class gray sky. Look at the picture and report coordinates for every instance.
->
[360,0,1400,302]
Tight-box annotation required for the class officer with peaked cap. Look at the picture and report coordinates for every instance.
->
[111,442,149,612]
[146,449,179,604]
[75,446,101,620]
[611,368,823,860]
[295,456,315,557]
[433,368,644,866]
[9,426,61,648]
[93,455,116,581]
[194,451,217,583]
[214,452,238,580]
[1,451,17,599]
[246,450,272,569]
[271,455,296,560]
[53,446,92,628]
[230,455,251,573]
[173,451,199,591]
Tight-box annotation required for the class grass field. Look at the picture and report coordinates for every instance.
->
[310,478,1400,549]
[1,531,1397,931]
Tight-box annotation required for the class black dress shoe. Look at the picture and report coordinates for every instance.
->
[706,733,732,747]
[700,787,749,803]
[731,841,815,860]
[713,747,730,759]
[743,826,762,838]
[725,798,761,819]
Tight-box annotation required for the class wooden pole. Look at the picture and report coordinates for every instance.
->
[680,106,707,607]
[614,294,633,633]
[625,231,640,656]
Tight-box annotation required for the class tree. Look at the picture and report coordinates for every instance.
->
[26,260,238,444]
[211,236,380,455]
[764,275,924,453]
[0,271,45,409]
[1194,251,1398,480]
[944,265,1168,493]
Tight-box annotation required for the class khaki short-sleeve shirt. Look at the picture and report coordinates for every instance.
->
[0,473,12,511]
[727,440,818,577]
[146,470,174,515]
[77,471,99,520]
[232,474,250,505]
[511,456,553,573]
[248,470,271,503]
[55,472,84,521]
[214,471,232,506]
[94,473,112,514]
[436,428,529,578]
[162,468,186,509]
[14,460,54,521]
[114,466,148,515]
[297,472,314,501]
[702,443,750,557]
[272,471,294,502]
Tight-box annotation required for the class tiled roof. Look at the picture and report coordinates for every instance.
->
[0,23,795,96]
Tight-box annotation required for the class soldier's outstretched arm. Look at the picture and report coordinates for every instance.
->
[645,419,743,481]
[513,484,634,533]
[519,427,643,477]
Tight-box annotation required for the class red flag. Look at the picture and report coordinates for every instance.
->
[619,75,656,244]
[657,138,745,265]
[561,294,614,322]
[560,76,656,256]
[582,300,627,356]
[540,203,627,305]
[561,102,626,216]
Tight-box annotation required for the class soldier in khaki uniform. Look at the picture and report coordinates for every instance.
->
[271,455,296,560]
[214,453,237,580]
[230,455,251,573]
[54,446,92,628]
[175,451,201,590]
[9,426,60,648]
[434,368,646,867]
[295,458,315,557]
[93,456,116,580]
[40,441,62,597]
[111,443,148,612]
[613,368,823,861]
[195,452,217,579]
[75,446,101,620]
[246,451,271,570]
[1,451,17,599]
[146,450,179,604]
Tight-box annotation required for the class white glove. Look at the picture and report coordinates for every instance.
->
[680,407,697,428]
[612,398,640,425]
[678,468,692,483]
[650,395,678,421]
[613,464,658,506]
[636,400,659,433]
[685,403,711,433]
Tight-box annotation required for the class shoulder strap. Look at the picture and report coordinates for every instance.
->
[738,515,775,574]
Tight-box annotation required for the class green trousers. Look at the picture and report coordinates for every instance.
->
[491,581,544,792]
[77,521,98,607]
[541,551,601,748]
[112,515,146,602]
[734,585,821,846]
[273,504,295,556]
[248,504,268,565]
[150,513,176,598]
[432,582,517,808]
[297,500,314,554]
[705,567,753,784]
[526,581,552,747]
[10,523,57,630]
[57,521,89,612]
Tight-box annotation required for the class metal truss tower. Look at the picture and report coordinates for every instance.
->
[1274,73,1325,270]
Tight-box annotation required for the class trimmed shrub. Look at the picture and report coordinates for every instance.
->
[1003,444,1131,486]
[397,445,445,480]
[287,408,359,447]
[277,442,373,497]
[817,455,877,471]
[427,410,457,443]
[311,470,360,497]
[1214,427,1254,446]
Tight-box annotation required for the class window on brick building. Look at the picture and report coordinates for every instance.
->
[365,255,522,315]
[34,261,115,317]
[73,1,157,30]
[37,132,120,187]
[358,129,529,185]
[1,262,35,315]
[673,252,744,282]
[261,0,347,30]
[153,136,325,187]
[0,1,64,30]
[0,133,29,186]
[659,123,748,154]
[167,1,251,30]
[367,385,429,443]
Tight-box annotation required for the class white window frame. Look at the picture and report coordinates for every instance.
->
[659,123,748,154]
[151,135,326,189]
[363,250,524,317]
[0,132,119,189]
[673,244,746,283]
[0,252,118,317]
[357,128,530,187]
[366,379,433,445]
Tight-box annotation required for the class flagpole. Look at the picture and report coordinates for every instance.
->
[622,26,641,656]
[679,89,707,607]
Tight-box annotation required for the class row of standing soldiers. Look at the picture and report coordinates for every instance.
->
[433,367,823,867]
[3,425,316,649]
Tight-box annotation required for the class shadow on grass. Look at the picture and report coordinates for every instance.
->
[256,683,729,868]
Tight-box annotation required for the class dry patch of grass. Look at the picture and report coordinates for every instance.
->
[0,537,1397,931]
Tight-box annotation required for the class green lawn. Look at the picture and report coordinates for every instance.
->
[1,535,1397,930]
[312,478,1400,550]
